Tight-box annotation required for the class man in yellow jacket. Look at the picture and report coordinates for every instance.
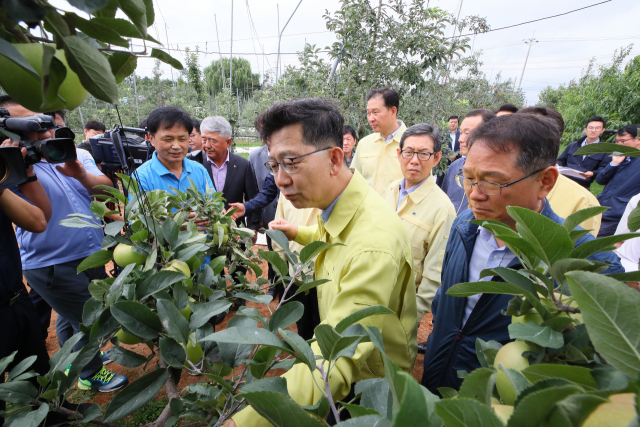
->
[352,88,407,195]
[384,124,456,333]
[229,98,417,427]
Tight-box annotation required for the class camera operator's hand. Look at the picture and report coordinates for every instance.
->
[1,139,35,176]
[56,159,113,195]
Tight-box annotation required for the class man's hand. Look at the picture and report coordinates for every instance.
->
[228,202,245,220]
[612,155,626,165]
[222,419,236,427]
[187,212,209,231]
[56,160,87,181]
[268,218,298,241]
[1,139,34,175]
[579,171,594,178]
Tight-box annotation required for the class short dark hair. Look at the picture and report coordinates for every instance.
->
[0,95,17,108]
[366,88,400,112]
[467,114,560,175]
[517,106,565,137]
[586,116,606,128]
[400,123,443,152]
[139,118,148,129]
[618,125,639,138]
[84,120,106,132]
[497,103,519,114]
[192,118,201,134]
[147,107,193,135]
[343,125,357,141]
[54,110,66,123]
[448,115,459,121]
[465,109,497,124]
[256,98,344,150]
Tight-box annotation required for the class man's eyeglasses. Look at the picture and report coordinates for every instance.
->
[616,138,634,145]
[265,147,332,175]
[454,169,545,196]
[400,149,436,161]
[586,126,603,131]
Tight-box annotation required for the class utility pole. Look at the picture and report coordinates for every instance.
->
[276,0,303,84]
[215,14,225,89]
[518,36,538,91]
[130,38,140,125]
[230,0,234,92]
[165,24,176,98]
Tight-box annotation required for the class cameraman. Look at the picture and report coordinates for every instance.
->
[1,96,128,392]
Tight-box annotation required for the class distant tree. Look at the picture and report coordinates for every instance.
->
[183,47,205,102]
[204,57,261,97]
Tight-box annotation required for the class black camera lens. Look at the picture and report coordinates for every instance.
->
[45,140,70,161]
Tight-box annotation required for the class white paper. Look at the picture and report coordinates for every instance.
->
[557,167,588,179]
[256,232,267,246]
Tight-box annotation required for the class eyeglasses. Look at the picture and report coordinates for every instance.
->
[265,147,332,175]
[454,169,545,196]
[400,149,436,161]
[586,127,603,131]
[616,138,634,145]
[201,137,221,145]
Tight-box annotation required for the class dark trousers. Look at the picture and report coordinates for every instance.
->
[0,289,52,422]
[28,286,53,340]
[23,259,107,379]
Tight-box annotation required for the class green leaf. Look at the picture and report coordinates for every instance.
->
[566,271,640,378]
[110,301,162,341]
[259,250,289,278]
[80,402,103,423]
[62,35,118,104]
[74,14,129,47]
[548,394,609,427]
[7,356,36,381]
[67,0,111,13]
[209,255,226,275]
[335,415,392,426]
[392,372,433,427]
[108,52,137,83]
[156,299,190,345]
[107,344,148,368]
[627,205,640,232]
[335,305,395,334]
[356,378,392,420]
[476,339,503,368]
[340,402,379,418]
[162,218,179,248]
[150,48,184,70]
[268,302,304,332]
[548,258,609,286]
[159,337,186,369]
[241,376,289,395]
[458,368,497,406]
[142,0,154,26]
[201,327,292,352]
[266,229,290,254]
[497,365,532,400]
[40,46,68,110]
[189,300,232,329]
[0,381,38,404]
[278,329,316,373]
[117,0,148,38]
[104,221,125,236]
[7,402,49,426]
[77,250,113,273]
[304,396,332,419]
[60,217,103,230]
[0,351,17,376]
[506,385,583,427]
[574,142,640,156]
[447,281,527,297]
[91,17,158,42]
[239,391,325,427]
[570,233,640,259]
[315,324,364,362]
[136,271,186,300]
[435,397,504,427]
[507,322,564,349]
[104,368,170,422]
[300,241,345,265]
[82,297,104,327]
[522,364,596,390]
[294,278,331,296]
[562,206,609,233]
[0,39,39,79]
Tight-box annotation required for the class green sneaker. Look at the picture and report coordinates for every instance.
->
[77,367,128,392]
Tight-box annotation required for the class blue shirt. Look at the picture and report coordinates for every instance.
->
[135,152,214,195]
[383,122,403,144]
[396,177,429,210]
[13,149,105,269]
[463,226,517,325]
[321,193,343,223]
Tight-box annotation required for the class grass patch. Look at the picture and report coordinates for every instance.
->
[238,153,250,160]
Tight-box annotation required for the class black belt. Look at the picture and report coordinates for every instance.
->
[0,290,21,308]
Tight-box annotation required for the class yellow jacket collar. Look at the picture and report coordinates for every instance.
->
[323,171,369,238]
[392,176,436,208]
[373,121,407,144]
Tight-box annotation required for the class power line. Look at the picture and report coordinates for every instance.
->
[449,0,612,39]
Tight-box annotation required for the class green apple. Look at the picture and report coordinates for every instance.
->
[186,256,202,273]
[212,233,229,244]
[0,43,88,112]
[113,244,147,268]
[583,393,636,427]
[492,404,514,423]
[115,329,142,345]
[165,260,190,277]
[511,312,543,326]
[180,297,196,320]
[494,341,533,405]
[186,341,204,364]
[214,222,230,234]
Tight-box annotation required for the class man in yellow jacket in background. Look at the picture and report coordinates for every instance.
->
[229,97,417,427]
[352,88,407,195]
[384,123,456,354]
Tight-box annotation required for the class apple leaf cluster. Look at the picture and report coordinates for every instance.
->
[0,0,183,112]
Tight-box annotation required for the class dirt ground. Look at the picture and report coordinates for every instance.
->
[38,244,433,407]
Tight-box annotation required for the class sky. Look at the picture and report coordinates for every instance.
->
[61,0,640,104]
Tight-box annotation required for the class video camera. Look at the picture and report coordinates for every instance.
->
[0,108,77,190]
[89,125,154,173]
